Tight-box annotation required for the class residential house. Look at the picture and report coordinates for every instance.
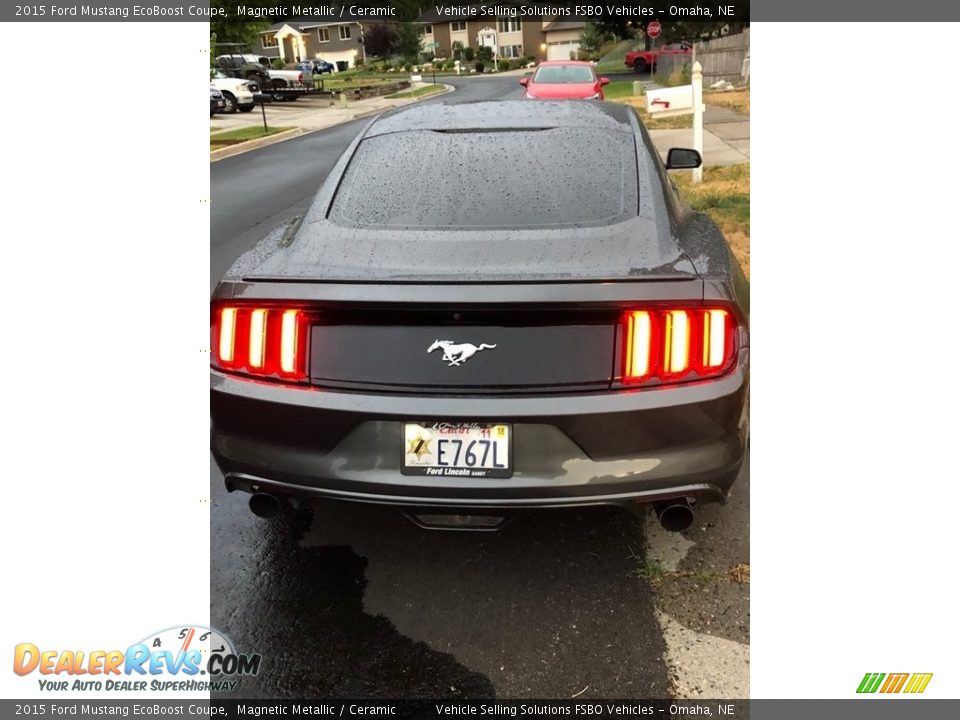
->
[541,20,587,61]
[420,18,585,62]
[259,19,366,68]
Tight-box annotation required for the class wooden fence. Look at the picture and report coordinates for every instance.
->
[693,29,750,86]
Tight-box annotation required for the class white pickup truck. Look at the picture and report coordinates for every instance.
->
[215,54,312,101]
[209,69,258,113]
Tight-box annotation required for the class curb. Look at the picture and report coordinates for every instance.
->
[210,84,454,162]
[210,128,303,162]
[352,84,455,119]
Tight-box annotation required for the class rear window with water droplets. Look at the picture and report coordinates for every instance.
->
[327,128,639,229]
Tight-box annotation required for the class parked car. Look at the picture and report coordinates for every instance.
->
[302,58,334,75]
[263,65,312,101]
[210,87,226,116]
[213,53,270,86]
[210,101,750,534]
[217,53,312,100]
[209,69,258,113]
[520,61,609,100]
[624,42,692,74]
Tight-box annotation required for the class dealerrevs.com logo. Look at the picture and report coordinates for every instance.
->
[13,625,261,693]
[857,672,933,694]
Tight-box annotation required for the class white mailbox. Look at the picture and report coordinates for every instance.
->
[646,85,700,118]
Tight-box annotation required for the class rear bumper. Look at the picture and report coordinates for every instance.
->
[211,349,749,510]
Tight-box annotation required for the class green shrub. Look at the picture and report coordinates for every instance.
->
[271,58,285,70]
[463,47,475,61]
[474,61,485,73]
[497,59,509,71]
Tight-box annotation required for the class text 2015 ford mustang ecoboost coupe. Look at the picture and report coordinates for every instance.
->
[210,101,749,532]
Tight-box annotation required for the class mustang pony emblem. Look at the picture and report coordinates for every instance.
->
[427,339,497,367]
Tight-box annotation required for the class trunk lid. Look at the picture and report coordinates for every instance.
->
[243,217,698,283]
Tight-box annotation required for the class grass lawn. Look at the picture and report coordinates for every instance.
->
[319,76,393,92]
[602,79,637,100]
[703,88,750,115]
[385,84,446,99]
[210,126,293,151]
[672,164,750,278]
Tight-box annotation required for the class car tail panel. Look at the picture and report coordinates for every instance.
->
[309,312,617,393]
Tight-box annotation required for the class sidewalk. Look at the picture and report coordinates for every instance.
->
[649,102,750,167]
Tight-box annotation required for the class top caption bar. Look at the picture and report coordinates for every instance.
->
[4,0,960,23]
[6,2,751,22]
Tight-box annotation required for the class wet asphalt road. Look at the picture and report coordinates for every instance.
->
[210,76,740,699]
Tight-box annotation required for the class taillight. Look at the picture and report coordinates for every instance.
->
[622,306,737,385]
[211,304,310,382]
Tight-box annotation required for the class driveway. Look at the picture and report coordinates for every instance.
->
[210,75,749,699]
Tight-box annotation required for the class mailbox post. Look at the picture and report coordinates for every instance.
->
[692,61,703,183]
[645,61,706,183]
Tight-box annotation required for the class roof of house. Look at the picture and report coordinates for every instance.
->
[543,21,586,32]
[263,19,361,33]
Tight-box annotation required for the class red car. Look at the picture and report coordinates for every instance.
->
[519,61,610,100]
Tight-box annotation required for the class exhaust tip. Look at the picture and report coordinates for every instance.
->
[656,500,694,532]
[249,493,281,519]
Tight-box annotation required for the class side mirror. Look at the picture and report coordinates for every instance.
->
[519,77,529,86]
[665,148,702,170]
[600,77,610,86]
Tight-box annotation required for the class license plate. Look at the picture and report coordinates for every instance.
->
[402,423,512,478]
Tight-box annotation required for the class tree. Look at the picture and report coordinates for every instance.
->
[578,23,612,56]
[594,19,639,41]
[394,22,424,63]
[210,0,272,48]
[361,23,397,58]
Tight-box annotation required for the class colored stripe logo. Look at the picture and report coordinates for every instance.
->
[857,672,932,694]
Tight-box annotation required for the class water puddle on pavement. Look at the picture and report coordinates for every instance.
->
[211,497,672,699]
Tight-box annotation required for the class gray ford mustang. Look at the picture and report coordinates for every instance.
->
[210,100,749,532]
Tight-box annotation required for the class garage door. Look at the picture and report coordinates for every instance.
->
[547,42,580,61]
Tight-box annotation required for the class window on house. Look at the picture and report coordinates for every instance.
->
[318,28,330,43]
[261,33,277,49]
[501,45,523,58]
[339,25,351,40]
[451,22,467,32]
[423,24,433,35]
[498,20,521,33]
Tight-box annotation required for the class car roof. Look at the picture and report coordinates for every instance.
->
[366,100,635,138]
[536,60,594,66]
